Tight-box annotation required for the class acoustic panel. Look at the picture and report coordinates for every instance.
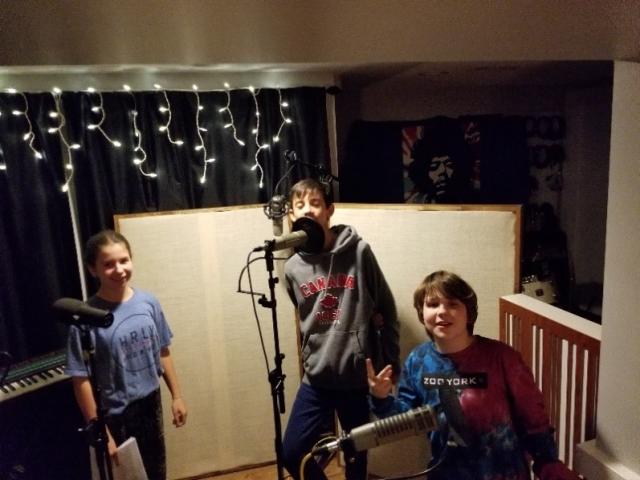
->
[115,204,519,479]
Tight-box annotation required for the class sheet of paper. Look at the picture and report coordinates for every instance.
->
[90,436,148,480]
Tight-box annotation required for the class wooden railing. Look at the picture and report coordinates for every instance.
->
[499,294,601,469]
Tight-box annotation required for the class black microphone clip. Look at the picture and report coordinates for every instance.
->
[263,194,288,220]
[284,150,298,164]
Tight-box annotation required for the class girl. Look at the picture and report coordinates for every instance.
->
[65,230,187,480]
[367,270,578,480]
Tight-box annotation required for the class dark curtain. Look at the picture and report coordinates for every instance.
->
[69,87,328,242]
[469,115,530,204]
[341,115,529,205]
[0,87,329,362]
[341,119,408,202]
[0,93,82,362]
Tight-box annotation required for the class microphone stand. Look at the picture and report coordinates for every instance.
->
[258,246,287,480]
[79,326,114,480]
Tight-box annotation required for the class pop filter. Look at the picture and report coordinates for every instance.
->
[291,217,325,254]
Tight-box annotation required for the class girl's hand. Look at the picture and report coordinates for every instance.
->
[366,358,394,399]
[106,427,119,466]
[172,397,187,427]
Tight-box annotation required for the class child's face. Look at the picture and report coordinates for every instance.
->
[422,291,472,350]
[289,189,334,233]
[88,242,133,292]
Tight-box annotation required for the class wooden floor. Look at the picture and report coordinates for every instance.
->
[193,458,345,480]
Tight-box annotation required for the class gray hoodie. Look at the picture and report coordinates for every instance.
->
[284,224,400,390]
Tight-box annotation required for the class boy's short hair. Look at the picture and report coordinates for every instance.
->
[288,178,333,208]
[413,270,478,334]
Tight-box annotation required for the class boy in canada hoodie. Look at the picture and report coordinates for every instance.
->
[282,178,399,480]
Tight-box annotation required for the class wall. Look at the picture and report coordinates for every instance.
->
[563,86,612,293]
[335,79,611,298]
[575,61,640,480]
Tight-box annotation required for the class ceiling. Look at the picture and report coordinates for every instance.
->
[0,1,634,92]
[0,60,615,92]
[337,61,614,89]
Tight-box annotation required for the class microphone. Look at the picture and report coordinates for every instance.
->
[255,230,308,252]
[263,194,288,236]
[254,217,325,254]
[52,298,114,328]
[314,405,439,454]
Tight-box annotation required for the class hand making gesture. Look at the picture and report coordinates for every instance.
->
[366,358,394,399]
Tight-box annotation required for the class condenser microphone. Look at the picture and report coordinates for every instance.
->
[52,298,114,328]
[263,194,288,236]
[255,230,308,252]
[314,405,439,454]
[254,217,324,254]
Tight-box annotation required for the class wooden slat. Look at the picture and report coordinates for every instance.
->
[564,342,575,465]
[534,325,542,388]
[551,333,562,444]
[585,350,599,440]
[499,296,600,469]
[573,345,585,456]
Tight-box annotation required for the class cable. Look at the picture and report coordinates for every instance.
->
[236,250,289,374]
[244,250,271,373]
[300,436,340,480]
[273,162,296,197]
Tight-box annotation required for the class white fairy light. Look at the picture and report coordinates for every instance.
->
[219,85,245,146]
[272,89,293,143]
[125,90,157,178]
[249,87,268,188]
[8,91,44,160]
[192,86,215,184]
[158,90,183,146]
[49,89,80,193]
[86,91,122,148]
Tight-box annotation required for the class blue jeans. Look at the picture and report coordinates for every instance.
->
[282,383,370,480]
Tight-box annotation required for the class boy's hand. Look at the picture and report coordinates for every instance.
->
[366,358,393,399]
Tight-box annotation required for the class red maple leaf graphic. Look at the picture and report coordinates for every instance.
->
[319,294,338,309]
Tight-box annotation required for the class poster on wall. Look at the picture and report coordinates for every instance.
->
[401,116,474,204]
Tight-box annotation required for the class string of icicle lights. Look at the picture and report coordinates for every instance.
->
[0,85,293,192]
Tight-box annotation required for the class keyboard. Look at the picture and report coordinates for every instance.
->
[0,350,69,403]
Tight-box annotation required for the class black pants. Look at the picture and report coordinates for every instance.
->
[106,389,165,480]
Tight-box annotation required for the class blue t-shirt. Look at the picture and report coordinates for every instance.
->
[65,289,173,416]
